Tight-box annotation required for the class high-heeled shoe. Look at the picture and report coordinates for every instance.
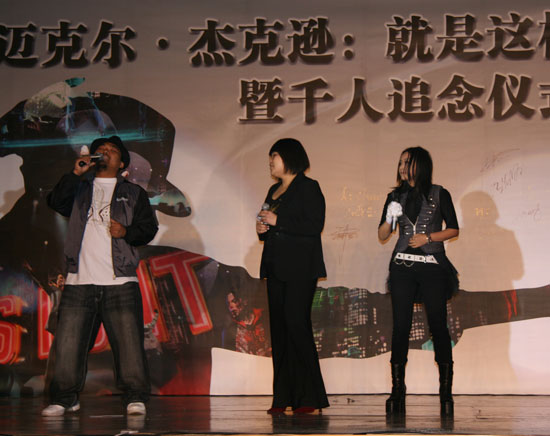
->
[293,407,320,414]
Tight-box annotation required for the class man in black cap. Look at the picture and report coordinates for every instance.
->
[42,135,158,416]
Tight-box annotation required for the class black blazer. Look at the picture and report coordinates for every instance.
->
[259,172,327,281]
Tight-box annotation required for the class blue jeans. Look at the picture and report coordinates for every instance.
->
[49,282,150,407]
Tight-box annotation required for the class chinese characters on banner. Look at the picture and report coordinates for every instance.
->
[2,12,550,122]
[0,20,136,68]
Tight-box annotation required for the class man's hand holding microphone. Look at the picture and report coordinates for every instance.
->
[73,145,103,176]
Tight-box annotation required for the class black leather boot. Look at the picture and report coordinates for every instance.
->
[439,363,454,416]
[386,363,406,414]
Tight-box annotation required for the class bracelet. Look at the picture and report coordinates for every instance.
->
[426,233,432,244]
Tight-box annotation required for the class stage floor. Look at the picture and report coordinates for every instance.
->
[1,394,549,436]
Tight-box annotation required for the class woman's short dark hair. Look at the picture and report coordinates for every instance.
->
[269,138,310,175]
[396,146,433,197]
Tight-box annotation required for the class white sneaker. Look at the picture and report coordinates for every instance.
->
[42,402,80,416]
[127,402,146,415]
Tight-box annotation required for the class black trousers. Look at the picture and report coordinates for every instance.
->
[267,274,329,409]
[389,260,453,365]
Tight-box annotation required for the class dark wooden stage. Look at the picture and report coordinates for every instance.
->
[1,394,549,435]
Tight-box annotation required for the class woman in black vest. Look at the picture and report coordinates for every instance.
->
[378,146,459,416]
[256,138,329,415]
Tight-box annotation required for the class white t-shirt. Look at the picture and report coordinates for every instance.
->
[66,177,137,286]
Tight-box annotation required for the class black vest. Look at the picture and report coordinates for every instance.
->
[394,184,445,254]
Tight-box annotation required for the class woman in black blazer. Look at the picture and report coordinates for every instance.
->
[257,138,329,415]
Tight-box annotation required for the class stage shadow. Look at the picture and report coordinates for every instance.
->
[447,190,523,391]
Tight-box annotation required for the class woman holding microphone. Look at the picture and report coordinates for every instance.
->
[378,146,459,416]
[256,138,329,415]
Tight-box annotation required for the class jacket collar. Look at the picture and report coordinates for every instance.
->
[276,171,305,195]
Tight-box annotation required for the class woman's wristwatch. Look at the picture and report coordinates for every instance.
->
[426,233,432,244]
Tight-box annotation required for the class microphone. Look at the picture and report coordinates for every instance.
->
[78,153,103,167]
[390,192,398,232]
[257,202,270,222]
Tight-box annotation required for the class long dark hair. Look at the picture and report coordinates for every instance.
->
[395,146,433,198]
